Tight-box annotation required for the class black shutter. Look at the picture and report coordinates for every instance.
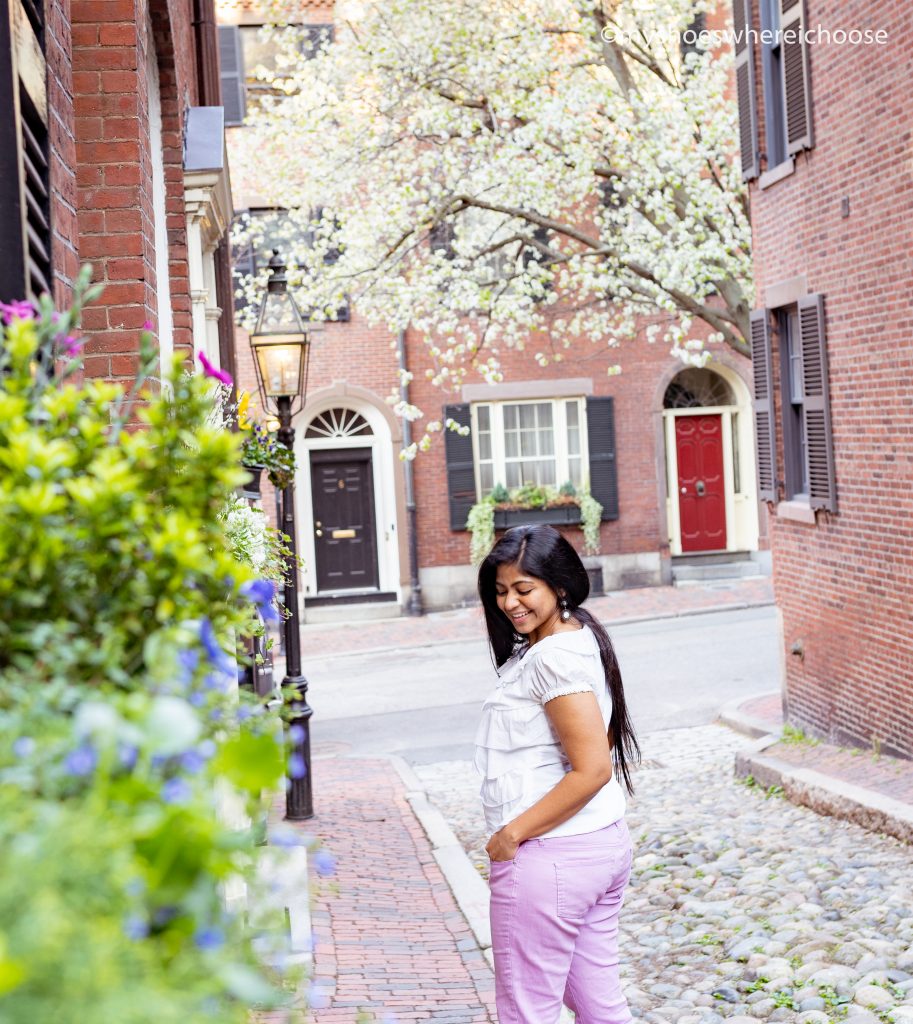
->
[429,220,456,259]
[218,25,245,126]
[750,308,778,503]
[586,396,619,521]
[230,211,255,312]
[733,0,760,180]
[443,403,476,531]
[20,87,51,302]
[798,294,836,512]
[780,0,814,155]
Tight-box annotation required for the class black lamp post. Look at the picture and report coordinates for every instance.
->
[250,250,314,821]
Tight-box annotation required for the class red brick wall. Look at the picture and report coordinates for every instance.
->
[67,0,200,383]
[746,2,913,757]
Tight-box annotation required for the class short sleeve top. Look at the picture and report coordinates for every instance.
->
[473,624,626,838]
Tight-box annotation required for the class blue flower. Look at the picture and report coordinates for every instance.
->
[123,915,149,940]
[199,618,235,676]
[313,849,336,877]
[64,744,96,777]
[118,743,139,769]
[12,736,35,758]
[197,739,216,759]
[180,750,206,774]
[161,777,192,805]
[289,724,305,745]
[177,648,199,683]
[270,826,305,848]
[308,983,330,1010]
[240,578,280,623]
[188,691,205,707]
[194,926,224,951]
[288,754,307,779]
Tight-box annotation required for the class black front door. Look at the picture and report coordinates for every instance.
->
[310,448,379,592]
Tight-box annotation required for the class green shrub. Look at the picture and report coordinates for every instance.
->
[0,279,297,1021]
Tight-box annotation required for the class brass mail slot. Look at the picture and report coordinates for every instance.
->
[331,528,356,539]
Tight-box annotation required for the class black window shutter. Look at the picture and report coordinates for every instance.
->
[733,0,760,180]
[19,86,51,302]
[230,211,255,312]
[218,25,246,126]
[443,404,476,531]
[780,0,814,155]
[585,396,619,521]
[750,308,778,503]
[798,294,836,512]
[429,220,456,260]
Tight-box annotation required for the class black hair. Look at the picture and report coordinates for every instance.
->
[477,524,641,794]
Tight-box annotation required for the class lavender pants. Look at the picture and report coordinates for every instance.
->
[489,820,633,1024]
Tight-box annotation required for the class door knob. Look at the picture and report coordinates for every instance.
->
[315,529,323,537]
[680,486,687,494]
[696,481,706,496]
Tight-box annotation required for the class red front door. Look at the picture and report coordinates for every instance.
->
[675,414,727,553]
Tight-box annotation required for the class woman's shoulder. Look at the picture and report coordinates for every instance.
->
[527,624,600,664]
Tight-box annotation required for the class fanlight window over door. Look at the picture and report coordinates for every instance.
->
[663,368,735,409]
[305,408,373,439]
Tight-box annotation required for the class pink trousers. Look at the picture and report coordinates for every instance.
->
[489,820,633,1024]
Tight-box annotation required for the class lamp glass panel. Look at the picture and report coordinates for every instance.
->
[257,290,305,335]
[256,343,303,397]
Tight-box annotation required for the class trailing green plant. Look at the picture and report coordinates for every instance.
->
[467,498,496,566]
[578,488,603,556]
[240,422,296,490]
[220,494,295,585]
[0,277,306,1021]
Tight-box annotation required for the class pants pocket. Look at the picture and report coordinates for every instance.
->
[554,849,630,923]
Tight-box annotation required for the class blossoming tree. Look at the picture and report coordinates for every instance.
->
[232,0,752,442]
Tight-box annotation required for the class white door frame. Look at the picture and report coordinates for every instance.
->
[295,400,401,599]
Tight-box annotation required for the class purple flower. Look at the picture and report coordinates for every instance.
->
[177,648,199,683]
[308,983,330,1010]
[236,705,253,723]
[143,320,154,332]
[270,826,306,848]
[123,915,149,940]
[193,926,224,951]
[197,739,216,759]
[313,849,336,877]
[199,619,235,677]
[197,351,233,387]
[0,300,36,325]
[288,754,307,780]
[240,578,280,624]
[180,750,206,774]
[118,744,139,769]
[64,744,96,777]
[188,691,205,708]
[161,777,192,804]
[61,335,83,357]
[12,736,35,758]
[289,724,305,745]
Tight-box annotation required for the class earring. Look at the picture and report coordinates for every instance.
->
[560,598,571,622]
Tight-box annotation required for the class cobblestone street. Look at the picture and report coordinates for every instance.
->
[416,724,913,1024]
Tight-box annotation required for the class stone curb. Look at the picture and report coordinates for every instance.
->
[308,598,776,662]
[386,754,493,961]
[717,690,783,739]
[734,736,913,846]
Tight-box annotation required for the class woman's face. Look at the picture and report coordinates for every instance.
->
[494,562,561,643]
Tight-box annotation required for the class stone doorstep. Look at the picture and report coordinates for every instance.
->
[734,735,913,846]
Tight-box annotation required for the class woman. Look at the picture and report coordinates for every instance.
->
[475,524,640,1024]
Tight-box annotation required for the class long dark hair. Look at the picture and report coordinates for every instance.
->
[477,524,640,793]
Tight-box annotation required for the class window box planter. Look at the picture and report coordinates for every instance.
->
[493,504,582,529]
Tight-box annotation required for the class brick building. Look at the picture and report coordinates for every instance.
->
[219,0,766,617]
[735,0,912,756]
[0,0,235,383]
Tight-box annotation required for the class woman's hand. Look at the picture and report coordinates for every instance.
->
[486,827,521,862]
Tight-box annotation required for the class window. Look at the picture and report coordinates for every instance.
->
[780,308,808,498]
[471,398,587,496]
[759,0,787,167]
[218,23,333,126]
[232,207,348,319]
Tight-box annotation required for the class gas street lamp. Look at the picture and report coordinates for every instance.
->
[250,250,314,821]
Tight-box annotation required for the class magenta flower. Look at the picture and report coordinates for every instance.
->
[0,300,36,325]
[143,320,154,332]
[62,336,83,357]
[197,352,233,387]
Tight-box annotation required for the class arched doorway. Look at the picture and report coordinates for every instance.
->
[298,402,400,604]
[662,366,759,556]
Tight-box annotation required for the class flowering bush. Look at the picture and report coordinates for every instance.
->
[239,419,296,491]
[0,278,300,1021]
[220,494,293,585]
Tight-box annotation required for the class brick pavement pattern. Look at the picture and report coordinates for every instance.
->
[301,578,774,659]
[299,757,495,1023]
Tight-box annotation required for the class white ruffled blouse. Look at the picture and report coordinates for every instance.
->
[474,624,625,838]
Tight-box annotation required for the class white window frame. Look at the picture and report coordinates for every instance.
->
[470,397,589,499]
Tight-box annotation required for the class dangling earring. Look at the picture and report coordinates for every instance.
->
[560,597,571,622]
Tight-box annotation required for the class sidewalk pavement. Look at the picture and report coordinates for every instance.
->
[722,691,913,844]
[300,577,774,658]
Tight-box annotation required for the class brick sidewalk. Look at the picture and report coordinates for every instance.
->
[300,577,774,658]
[287,757,495,1024]
[732,692,913,817]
